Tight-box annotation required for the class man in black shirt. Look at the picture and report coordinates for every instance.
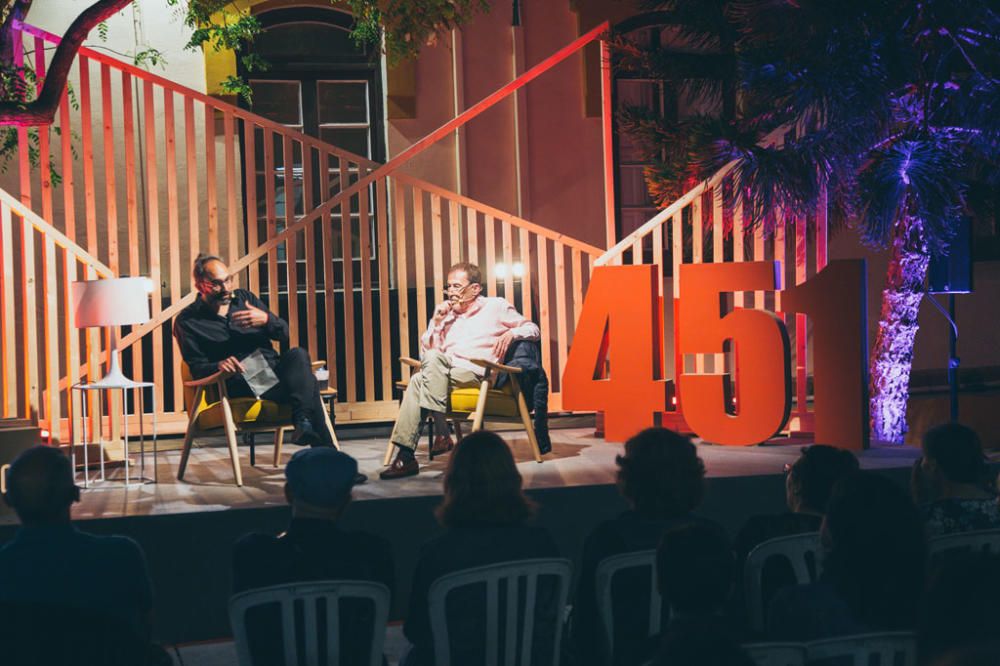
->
[173,253,331,447]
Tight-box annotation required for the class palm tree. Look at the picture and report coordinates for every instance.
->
[616,0,1000,443]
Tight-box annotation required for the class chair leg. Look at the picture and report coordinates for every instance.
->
[382,440,395,466]
[320,399,340,451]
[452,418,463,442]
[513,379,543,463]
[177,387,204,481]
[245,432,256,467]
[471,378,491,432]
[273,427,286,467]
[219,397,244,486]
[427,418,435,462]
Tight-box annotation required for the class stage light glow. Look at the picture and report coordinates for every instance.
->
[495,263,509,279]
[40,429,50,439]
[512,262,525,277]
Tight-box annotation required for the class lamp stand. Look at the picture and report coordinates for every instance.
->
[88,328,141,389]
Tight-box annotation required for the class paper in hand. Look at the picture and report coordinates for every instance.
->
[241,349,280,398]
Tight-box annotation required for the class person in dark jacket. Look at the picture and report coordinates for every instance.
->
[233,448,393,664]
[173,253,333,448]
[571,428,713,666]
[403,430,559,666]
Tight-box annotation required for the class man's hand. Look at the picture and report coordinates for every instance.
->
[492,331,516,362]
[433,300,453,320]
[231,303,269,329]
[218,356,244,377]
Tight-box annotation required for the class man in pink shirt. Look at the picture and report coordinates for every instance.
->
[380,262,540,479]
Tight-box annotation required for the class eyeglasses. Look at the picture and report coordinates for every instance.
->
[201,275,233,290]
[446,282,471,292]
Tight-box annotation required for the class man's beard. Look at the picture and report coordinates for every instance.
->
[206,290,232,306]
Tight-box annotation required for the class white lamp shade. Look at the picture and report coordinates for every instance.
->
[72,277,153,328]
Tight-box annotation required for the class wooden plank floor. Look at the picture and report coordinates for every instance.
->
[25,426,924,524]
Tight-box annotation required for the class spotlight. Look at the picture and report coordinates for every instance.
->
[512,262,525,278]
[495,263,508,279]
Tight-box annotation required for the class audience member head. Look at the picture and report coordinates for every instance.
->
[283,448,357,519]
[917,423,991,502]
[785,445,860,514]
[616,428,705,519]
[822,471,926,630]
[3,446,79,525]
[192,253,232,307]
[436,431,535,528]
[918,552,1000,665]
[445,262,483,313]
[657,523,735,615]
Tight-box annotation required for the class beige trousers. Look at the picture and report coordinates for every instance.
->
[390,349,482,450]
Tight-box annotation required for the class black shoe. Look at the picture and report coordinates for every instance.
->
[353,472,368,485]
[293,419,323,447]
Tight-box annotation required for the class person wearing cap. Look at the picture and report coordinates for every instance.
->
[0,446,154,652]
[912,422,999,536]
[381,262,539,480]
[232,448,393,662]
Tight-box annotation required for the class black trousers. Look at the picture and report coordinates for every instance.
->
[225,347,332,446]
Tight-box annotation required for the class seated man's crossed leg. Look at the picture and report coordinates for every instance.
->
[381,350,480,479]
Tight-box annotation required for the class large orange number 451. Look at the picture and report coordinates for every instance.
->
[562,265,671,442]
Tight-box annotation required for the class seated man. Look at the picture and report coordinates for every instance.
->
[173,253,334,449]
[0,447,154,649]
[233,448,394,664]
[381,262,540,480]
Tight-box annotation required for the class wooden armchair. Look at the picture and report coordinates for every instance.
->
[178,360,338,487]
[382,356,544,466]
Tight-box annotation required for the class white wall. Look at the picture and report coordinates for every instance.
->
[26,0,207,93]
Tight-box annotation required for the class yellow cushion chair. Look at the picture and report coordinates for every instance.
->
[382,356,544,466]
[178,360,339,487]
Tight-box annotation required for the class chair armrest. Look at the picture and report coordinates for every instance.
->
[183,370,227,387]
[399,357,421,369]
[471,359,522,374]
[311,361,325,370]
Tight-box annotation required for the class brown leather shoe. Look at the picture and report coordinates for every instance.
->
[379,452,419,480]
[430,435,455,456]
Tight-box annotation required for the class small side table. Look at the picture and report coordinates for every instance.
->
[71,379,158,487]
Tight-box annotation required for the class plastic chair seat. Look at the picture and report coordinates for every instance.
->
[194,397,293,430]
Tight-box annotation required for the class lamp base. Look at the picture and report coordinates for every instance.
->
[85,350,144,389]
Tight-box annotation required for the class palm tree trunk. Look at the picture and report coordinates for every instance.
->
[869,212,930,443]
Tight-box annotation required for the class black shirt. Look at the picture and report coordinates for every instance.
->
[232,519,395,665]
[173,289,288,379]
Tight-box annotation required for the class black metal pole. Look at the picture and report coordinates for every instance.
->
[948,294,959,422]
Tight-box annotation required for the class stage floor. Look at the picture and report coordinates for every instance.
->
[34,424,926,524]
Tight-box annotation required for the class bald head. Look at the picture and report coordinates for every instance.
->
[192,253,233,306]
[4,446,79,524]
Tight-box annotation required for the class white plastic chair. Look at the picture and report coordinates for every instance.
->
[928,527,1000,559]
[229,580,390,666]
[806,631,916,666]
[594,549,661,665]
[427,557,572,666]
[742,642,807,666]
[744,532,822,633]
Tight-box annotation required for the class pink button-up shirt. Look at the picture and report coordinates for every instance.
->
[421,296,540,374]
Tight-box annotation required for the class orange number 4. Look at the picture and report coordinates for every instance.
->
[562,265,671,442]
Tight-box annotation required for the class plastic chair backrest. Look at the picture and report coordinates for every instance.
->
[742,642,807,666]
[744,532,822,633]
[427,557,572,666]
[806,631,916,666]
[928,528,1000,560]
[229,580,390,666]
[594,549,661,664]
